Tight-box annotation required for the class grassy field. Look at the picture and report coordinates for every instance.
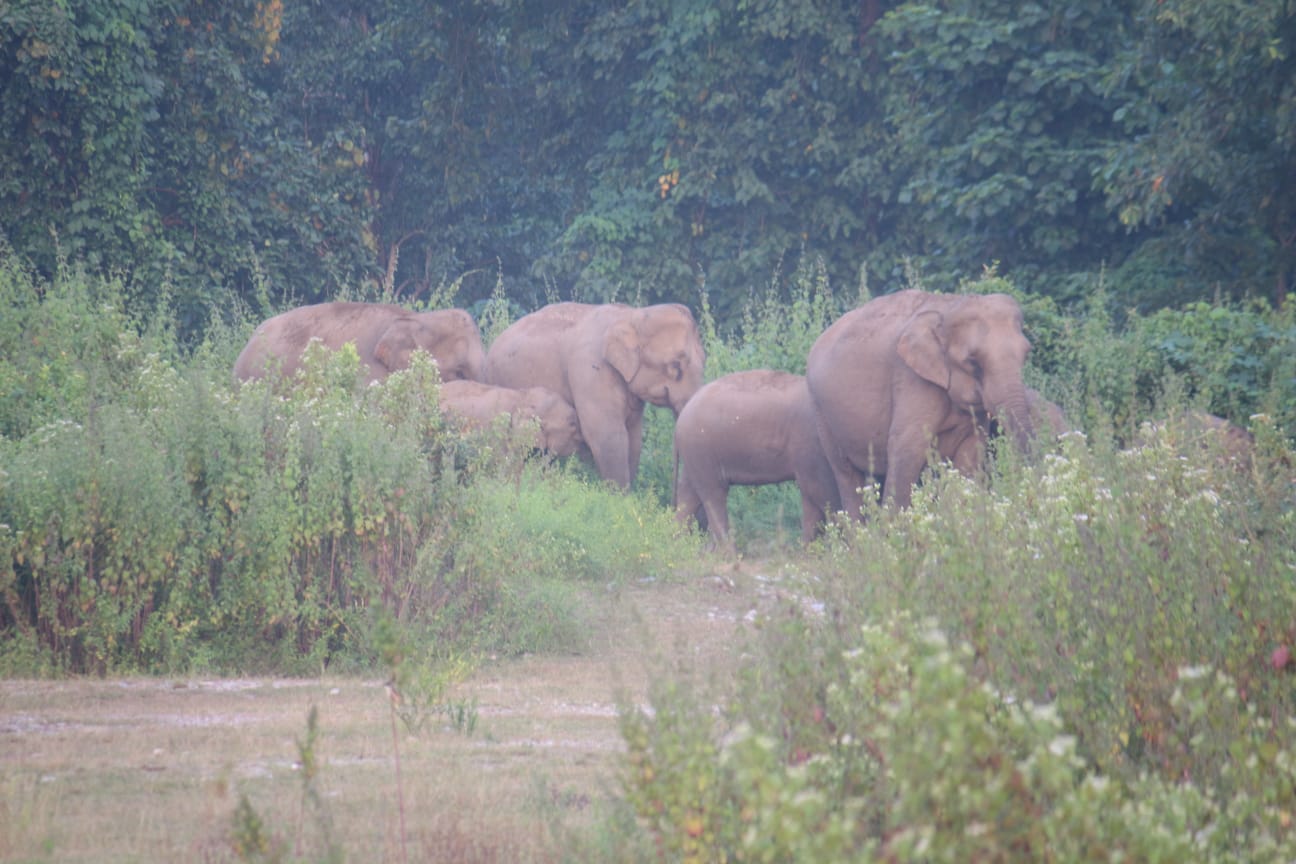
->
[0,572,768,863]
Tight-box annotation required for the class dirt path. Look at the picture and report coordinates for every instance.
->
[0,571,772,863]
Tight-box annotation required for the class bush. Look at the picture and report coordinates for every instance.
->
[0,262,704,674]
[610,413,1296,859]
[1017,276,1296,443]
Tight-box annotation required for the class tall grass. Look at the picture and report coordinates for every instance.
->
[592,263,1296,861]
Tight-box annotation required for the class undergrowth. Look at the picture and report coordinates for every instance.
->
[606,416,1296,861]
[3,249,1295,859]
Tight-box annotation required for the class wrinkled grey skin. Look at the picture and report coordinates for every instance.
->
[485,302,706,489]
[234,302,486,384]
[806,290,1035,512]
[674,370,839,550]
[439,380,584,457]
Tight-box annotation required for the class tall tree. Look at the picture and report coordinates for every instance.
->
[1099,0,1296,307]
[0,0,375,331]
[557,0,894,317]
[267,0,607,309]
[874,0,1138,299]
[0,0,167,277]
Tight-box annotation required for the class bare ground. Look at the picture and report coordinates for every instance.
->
[0,567,778,863]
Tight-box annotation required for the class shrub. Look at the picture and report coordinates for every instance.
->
[0,264,704,673]
[610,411,1296,859]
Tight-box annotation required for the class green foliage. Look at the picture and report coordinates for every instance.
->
[6,0,1296,321]
[558,0,888,317]
[1100,0,1296,305]
[701,254,848,378]
[0,250,173,440]
[1038,285,1296,439]
[877,0,1137,296]
[0,263,702,674]
[613,422,1296,858]
[0,0,375,330]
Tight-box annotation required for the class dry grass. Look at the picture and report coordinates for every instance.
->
[0,569,773,863]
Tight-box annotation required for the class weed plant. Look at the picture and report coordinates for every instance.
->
[609,415,1296,860]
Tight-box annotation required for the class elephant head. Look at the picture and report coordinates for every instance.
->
[374,309,486,382]
[896,293,1035,453]
[602,303,706,415]
[521,387,584,457]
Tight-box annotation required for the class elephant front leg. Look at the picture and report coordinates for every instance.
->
[582,415,634,490]
[883,436,928,508]
[626,409,645,485]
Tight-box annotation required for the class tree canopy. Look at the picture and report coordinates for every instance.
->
[2,0,1293,335]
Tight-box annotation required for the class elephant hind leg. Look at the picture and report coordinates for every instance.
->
[674,476,705,532]
[798,491,828,545]
[700,489,733,553]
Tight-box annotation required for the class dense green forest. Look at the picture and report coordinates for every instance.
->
[4,0,1295,331]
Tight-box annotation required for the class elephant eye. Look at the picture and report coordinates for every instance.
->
[669,359,683,382]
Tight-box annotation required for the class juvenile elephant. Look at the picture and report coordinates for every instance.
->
[1136,409,1255,469]
[485,302,706,489]
[438,380,584,457]
[234,302,486,384]
[953,387,1073,475]
[806,290,1035,512]
[674,370,838,549]
[1026,388,1073,438]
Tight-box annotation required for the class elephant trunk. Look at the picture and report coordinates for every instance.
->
[989,385,1035,455]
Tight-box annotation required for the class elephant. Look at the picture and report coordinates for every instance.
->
[1026,388,1073,438]
[485,302,706,489]
[952,387,1073,476]
[1136,409,1255,469]
[438,380,584,457]
[674,370,839,550]
[233,301,486,384]
[806,289,1035,512]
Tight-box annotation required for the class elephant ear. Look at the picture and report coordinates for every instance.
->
[897,310,951,389]
[604,319,641,383]
[374,321,416,372]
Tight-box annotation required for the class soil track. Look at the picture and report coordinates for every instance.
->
[0,570,774,863]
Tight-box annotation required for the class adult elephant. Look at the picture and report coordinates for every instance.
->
[806,290,1035,512]
[674,370,838,550]
[485,302,706,489]
[234,302,486,384]
[439,380,584,457]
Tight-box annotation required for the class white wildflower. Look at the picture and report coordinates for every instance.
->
[1047,735,1076,758]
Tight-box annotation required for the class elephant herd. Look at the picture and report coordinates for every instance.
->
[235,291,1069,551]
[233,299,707,491]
